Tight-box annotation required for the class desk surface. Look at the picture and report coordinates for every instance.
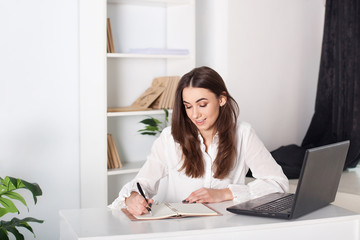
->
[60,201,360,240]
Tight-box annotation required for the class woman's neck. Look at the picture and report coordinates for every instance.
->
[200,129,216,153]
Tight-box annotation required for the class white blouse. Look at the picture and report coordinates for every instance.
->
[109,122,289,209]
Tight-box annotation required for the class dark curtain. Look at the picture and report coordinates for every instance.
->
[270,0,360,179]
[302,0,360,169]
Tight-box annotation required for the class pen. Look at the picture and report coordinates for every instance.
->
[137,182,152,213]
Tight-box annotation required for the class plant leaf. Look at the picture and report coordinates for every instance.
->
[4,226,24,240]
[140,132,157,136]
[0,198,19,217]
[163,108,169,122]
[3,177,42,204]
[139,118,155,126]
[8,177,19,189]
[146,126,159,132]
[0,176,42,217]
[139,118,161,126]
[1,177,15,192]
[0,228,9,240]
[19,180,42,204]
[19,217,44,224]
[138,126,159,132]
[0,217,44,240]
[3,192,28,211]
[16,222,33,236]
[0,185,6,194]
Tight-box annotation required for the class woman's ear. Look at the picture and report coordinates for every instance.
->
[219,93,227,107]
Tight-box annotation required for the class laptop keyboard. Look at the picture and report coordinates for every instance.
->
[253,194,294,213]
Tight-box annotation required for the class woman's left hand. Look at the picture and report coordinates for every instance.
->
[184,187,233,203]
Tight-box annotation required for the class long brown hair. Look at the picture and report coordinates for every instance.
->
[171,66,239,179]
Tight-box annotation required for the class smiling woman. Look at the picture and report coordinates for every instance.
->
[172,66,238,179]
[109,66,289,216]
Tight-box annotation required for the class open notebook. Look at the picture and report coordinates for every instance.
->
[122,203,221,221]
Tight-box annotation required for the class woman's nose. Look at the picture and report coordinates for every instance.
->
[192,107,200,119]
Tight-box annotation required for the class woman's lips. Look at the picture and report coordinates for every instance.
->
[195,119,206,126]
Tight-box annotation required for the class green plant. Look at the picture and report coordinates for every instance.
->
[0,176,43,240]
[138,108,169,136]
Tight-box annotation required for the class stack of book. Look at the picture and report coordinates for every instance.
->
[150,76,180,109]
[107,76,180,112]
[107,18,115,53]
[107,134,122,169]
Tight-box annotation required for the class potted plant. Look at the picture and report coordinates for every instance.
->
[138,108,169,136]
[0,176,43,240]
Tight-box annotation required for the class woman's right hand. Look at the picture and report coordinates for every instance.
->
[125,191,154,216]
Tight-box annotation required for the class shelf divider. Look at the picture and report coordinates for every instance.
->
[107,53,189,59]
[107,109,172,117]
[108,161,145,176]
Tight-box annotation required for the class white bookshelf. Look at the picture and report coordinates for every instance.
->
[105,0,195,204]
[79,0,194,208]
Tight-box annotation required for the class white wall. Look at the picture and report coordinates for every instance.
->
[196,0,325,151]
[0,0,79,239]
[196,0,229,78]
[0,0,325,238]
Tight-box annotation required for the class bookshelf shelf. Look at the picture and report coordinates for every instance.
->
[107,109,172,117]
[108,161,145,176]
[107,0,191,6]
[107,53,189,59]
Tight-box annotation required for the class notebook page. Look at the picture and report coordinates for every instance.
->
[170,203,218,216]
[134,204,175,220]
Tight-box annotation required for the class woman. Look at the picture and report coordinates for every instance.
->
[110,66,289,215]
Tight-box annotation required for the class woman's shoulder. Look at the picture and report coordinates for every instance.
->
[161,126,172,135]
[157,126,173,141]
[235,121,256,140]
[237,121,252,132]
[150,126,174,148]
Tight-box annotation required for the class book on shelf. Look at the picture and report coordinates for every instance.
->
[107,134,122,169]
[107,76,180,112]
[122,202,221,221]
[107,18,115,53]
[151,76,177,110]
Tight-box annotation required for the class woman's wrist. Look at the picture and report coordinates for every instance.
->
[125,191,138,206]
[223,188,234,201]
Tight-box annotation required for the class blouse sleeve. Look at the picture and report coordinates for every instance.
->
[108,128,170,209]
[228,125,289,203]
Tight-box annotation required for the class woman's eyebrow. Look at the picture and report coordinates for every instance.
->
[195,98,207,103]
[183,98,208,104]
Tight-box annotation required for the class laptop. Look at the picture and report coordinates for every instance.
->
[226,140,350,219]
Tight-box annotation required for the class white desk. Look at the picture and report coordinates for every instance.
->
[60,201,360,240]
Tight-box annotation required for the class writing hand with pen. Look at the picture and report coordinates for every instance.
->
[125,182,154,216]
